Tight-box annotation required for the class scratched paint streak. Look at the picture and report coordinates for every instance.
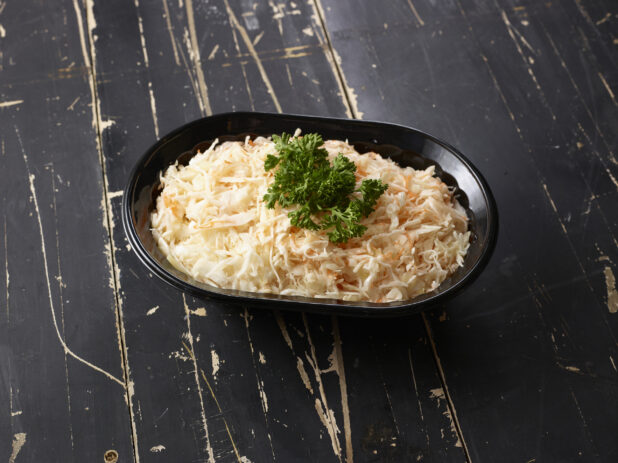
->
[17,128,124,387]
[9,384,14,419]
[183,295,215,463]
[207,44,219,60]
[573,0,597,30]
[405,0,424,26]
[67,96,80,111]
[569,388,600,454]
[310,0,356,118]
[226,12,256,111]
[276,312,343,458]
[268,0,284,37]
[370,338,401,438]
[275,311,294,350]
[541,183,568,235]
[500,7,535,53]
[422,314,470,457]
[223,0,282,113]
[220,49,317,68]
[133,0,160,138]
[542,27,616,163]
[242,308,276,460]
[302,313,343,460]
[603,267,618,313]
[182,341,249,463]
[456,0,528,144]
[3,215,8,321]
[480,53,519,126]
[184,0,213,116]
[161,0,180,66]
[0,99,23,108]
[72,0,95,129]
[9,433,26,463]
[296,356,314,393]
[577,123,618,182]
[226,43,316,60]
[331,316,353,463]
[407,348,424,421]
[428,387,462,447]
[50,170,75,451]
[176,35,202,104]
[146,305,159,315]
[500,9,555,120]
[252,30,264,46]
[408,347,431,451]
[597,72,617,106]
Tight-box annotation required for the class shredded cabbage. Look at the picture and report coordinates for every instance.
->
[151,133,470,302]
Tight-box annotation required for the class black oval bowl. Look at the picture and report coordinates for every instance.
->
[122,112,498,317]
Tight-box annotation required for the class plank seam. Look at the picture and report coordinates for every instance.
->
[79,0,140,461]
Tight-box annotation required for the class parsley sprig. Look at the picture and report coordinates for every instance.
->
[263,132,388,243]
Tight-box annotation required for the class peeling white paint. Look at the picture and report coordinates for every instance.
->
[207,44,219,60]
[191,307,207,316]
[107,190,124,199]
[296,357,313,394]
[9,433,26,463]
[0,99,23,108]
[100,119,115,130]
[147,305,159,316]
[259,381,269,412]
[211,349,220,378]
[604,266,617,313]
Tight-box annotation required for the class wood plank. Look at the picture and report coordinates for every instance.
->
[316,0,618,460]
[88,0,466,460]
[0,0,133,461]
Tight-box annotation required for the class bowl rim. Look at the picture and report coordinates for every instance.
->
[122,111,499,317]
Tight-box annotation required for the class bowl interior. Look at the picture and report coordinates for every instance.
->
[124,112,497,316]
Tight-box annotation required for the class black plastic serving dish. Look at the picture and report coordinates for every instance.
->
[122,112,498,317]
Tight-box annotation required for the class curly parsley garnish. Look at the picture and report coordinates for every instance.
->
[263,132,388,243]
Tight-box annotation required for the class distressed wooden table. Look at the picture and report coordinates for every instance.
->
[1,0,617,461]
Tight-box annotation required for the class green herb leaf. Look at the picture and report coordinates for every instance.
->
[263,132,388,243]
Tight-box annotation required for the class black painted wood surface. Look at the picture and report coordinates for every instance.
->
[0,1,133,461]
[1,0,616,462]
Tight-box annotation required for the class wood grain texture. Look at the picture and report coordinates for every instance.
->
[2,0,616,461]
[87,0,464,461]
[0,0,133,461]
[316,0,618,461]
